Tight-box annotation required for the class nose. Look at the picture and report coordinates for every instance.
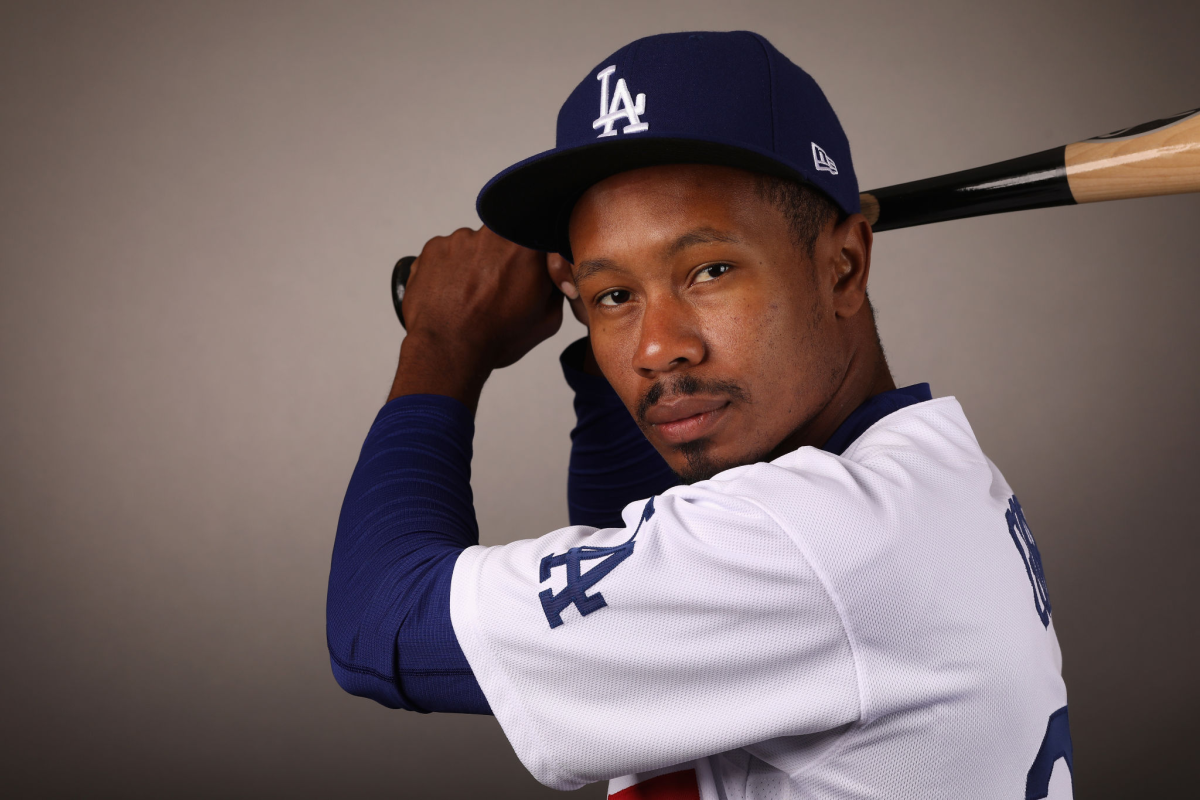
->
[632,294,706,377]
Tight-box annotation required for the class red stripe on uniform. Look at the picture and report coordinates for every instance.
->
[608,769,700,800]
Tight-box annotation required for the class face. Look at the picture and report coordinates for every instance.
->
[568,164,870,483]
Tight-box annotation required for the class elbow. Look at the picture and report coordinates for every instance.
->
[325,578,412,710]
[327,643,409,710]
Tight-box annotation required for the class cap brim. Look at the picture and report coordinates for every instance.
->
[476,136,820,258]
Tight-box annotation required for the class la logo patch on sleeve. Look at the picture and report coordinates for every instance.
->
[537,498,655,629]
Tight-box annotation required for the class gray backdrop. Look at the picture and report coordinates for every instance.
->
[2,1,1197,797]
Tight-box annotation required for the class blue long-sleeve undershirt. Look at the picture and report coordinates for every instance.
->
[326,336,930,713]
[326,395,490,713]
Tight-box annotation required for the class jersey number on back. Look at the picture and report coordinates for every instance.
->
[1006,495,1052,627]
[1026,706,1073,799]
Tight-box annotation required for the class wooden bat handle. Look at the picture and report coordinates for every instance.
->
[860,193,881,226]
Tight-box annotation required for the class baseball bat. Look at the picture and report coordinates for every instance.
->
[392,107,1200,327]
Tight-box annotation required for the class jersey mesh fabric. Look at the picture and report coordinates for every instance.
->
[451,491,860,788]
[450,398,1070,798]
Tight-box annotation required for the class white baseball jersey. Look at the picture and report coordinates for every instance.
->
[449,397,1071,799]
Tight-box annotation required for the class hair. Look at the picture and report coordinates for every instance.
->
[753,174,845,258]
[755,173,882,346]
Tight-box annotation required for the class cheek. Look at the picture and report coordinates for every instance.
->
[706,292,798,377]
[711,289,831,425]
[590,321,625,370]
[590,328,641,402]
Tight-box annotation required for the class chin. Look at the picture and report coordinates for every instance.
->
[669,438,772,485]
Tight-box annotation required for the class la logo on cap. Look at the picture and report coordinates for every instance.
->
[593,66,648,137]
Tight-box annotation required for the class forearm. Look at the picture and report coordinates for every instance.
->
[328,226,565,713]
[326,394,490,714]
[387,330,492,413]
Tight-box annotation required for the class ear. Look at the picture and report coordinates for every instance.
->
[547,253,577,298]
[548,252,590,327]
[828,213,873,319]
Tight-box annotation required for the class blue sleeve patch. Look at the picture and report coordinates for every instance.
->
[537,497,655,629]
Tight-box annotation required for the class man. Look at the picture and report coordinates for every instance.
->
[327,31,1072,799]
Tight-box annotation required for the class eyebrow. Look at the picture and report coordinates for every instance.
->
[574,227,744,283]
[666,226,743,257]
[573,257,621,285]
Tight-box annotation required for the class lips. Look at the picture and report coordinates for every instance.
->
[644,396,731,445]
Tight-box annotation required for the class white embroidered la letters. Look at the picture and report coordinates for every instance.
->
[811,142,838,175]
[593,65,648,137]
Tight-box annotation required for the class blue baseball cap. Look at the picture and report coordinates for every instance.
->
[476,30,859,258]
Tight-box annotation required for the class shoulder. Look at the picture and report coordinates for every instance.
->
[675,397,991,530]
[839,396,987,465]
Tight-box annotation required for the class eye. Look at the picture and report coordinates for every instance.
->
[694,263,731,284]
[598,289,632,307]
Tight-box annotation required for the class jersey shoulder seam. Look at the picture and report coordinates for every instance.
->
[741,496,873,725]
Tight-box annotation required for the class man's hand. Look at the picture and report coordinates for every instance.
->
[388,226,564,411]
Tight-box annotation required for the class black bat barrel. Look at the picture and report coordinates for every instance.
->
[868,146,1076,232]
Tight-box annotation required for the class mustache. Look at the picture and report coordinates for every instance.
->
[636,374,749,426]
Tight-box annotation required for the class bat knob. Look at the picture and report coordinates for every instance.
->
[391,255,417,329]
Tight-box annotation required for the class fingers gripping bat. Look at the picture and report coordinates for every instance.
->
[392,107,1200,328]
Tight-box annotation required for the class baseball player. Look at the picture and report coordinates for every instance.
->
[327,31,1072,799]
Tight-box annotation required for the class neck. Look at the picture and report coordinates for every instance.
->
[770,334,895,459]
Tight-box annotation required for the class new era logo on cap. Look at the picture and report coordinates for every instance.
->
[812,142,838,175]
